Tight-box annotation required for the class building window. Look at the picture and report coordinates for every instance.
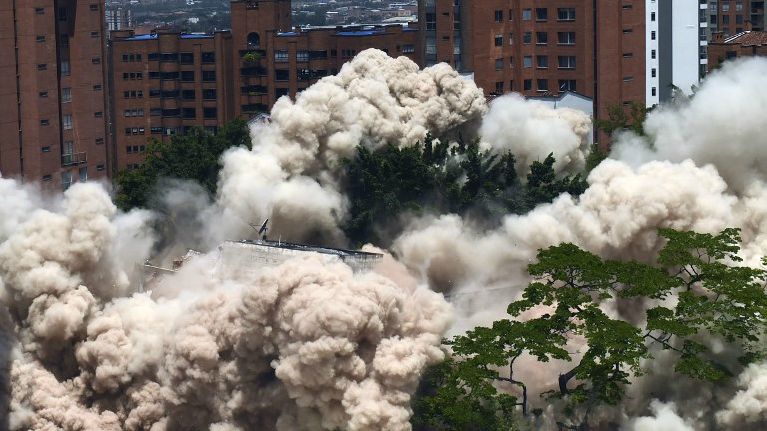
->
[495,81,504,94]
[652,87,657,97]
[94,111,103,118]
[558,32,576,45]
[42,174,52,181]
[61,87,71,102]
[402,44,415,53]
[651,12,656,21]
[79,167,87,182]
[92,57,101,64]
[202,70,216,82]
[557,8,576,21]
[180,52,194,64]
[559,79,577,92]
[203,89,216,100]
[523,32,532,44]
[93,84,102,91]
[623,76,634,82]
[536,32,548,44]
[651,31,656,40]
[63,115,73,130]
[181,71,195,81]
[495,58,504,70]
[297,50,309,62]
[523,79,532,91]
[247,32,261,48]
[494,34,503,47]
[90,31,99,38]
[537,79,549,92]
[39,91,48,98]
[97,164,105,172]
[62,172,72,190]
[95,138,104,145]
[494,10,503,22]
[651,49,657,59]
[651,68,657,78]
[37,64,47,71]
[203,107,217,119]
[275,50,288,62]
[182,108,196,119]
[40,119,49,126]
[36,35,46,43]
[89,4,98,11]
[522,9,532,20]
[182,90,196,100]
[275,69,289,81]
[623,52,633,58]
[535,8,548,21]
[536,55,549,68]
[523,56,532,68]
[558,56,576,69]
[60,61,70,76]
[35,7,45,14]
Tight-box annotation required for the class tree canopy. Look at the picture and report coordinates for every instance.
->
[412,228,767,430]
[342,135,588,246]
[114,120,251,211]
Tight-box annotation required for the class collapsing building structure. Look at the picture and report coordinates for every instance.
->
[142,236,383,290]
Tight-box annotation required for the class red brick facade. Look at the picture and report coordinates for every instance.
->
[0,0,108,189]
[109,30,235,172]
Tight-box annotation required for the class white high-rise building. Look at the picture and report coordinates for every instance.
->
[646,0,708,106]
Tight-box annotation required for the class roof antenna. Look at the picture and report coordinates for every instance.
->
[248,218,269,241]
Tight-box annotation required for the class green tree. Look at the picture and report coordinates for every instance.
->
[413,228,767,430]
[341,135,587,246]
[595,102,648,137]
[114,119,251,211]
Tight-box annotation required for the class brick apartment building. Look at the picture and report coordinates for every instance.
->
[708,30,767,69]
[0,0,109,189]
[109,29,235,171]
[229,0,419,118]
[705,0,765,39]
[110,0,419,171]
[421,0,707,143]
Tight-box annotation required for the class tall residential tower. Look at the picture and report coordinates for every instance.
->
[0,0,109,189]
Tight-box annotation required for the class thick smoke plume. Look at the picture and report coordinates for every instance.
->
[392,57,767,429]
[216,49,488,245]
[480,93,592,176]
[0,180,451,430]
[4,50,767,430]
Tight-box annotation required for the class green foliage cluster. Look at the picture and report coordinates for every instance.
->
[342,135,588,246]
[413,228,767,430]
[595,102,648,137]
[115,120,251,211]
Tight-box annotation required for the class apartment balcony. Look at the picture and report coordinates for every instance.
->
[61,152,87,167]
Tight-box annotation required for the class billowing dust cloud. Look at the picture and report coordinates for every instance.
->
[3,49,767,431]
[393,57,767,429]
[0,180,451,430]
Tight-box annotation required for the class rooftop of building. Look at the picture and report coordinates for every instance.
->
[715,31,767,46]
[230,239,383,260]
[110,28,231,41]
[278,22,417,37]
